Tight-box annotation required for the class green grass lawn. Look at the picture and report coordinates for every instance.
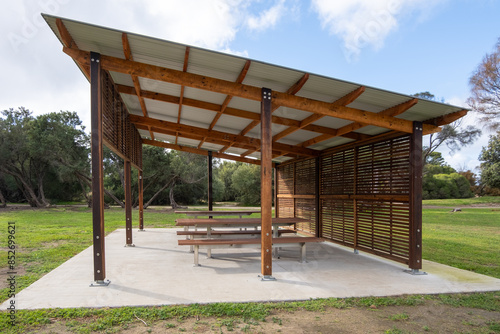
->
[0,200,499,333]
[423,207,500,278]
[423,195,500,206]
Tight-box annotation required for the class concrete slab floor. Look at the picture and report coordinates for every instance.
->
[2,228,500,310]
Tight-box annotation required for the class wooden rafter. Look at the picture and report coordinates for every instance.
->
[241,73,309,157]
[121,33,155,140]
[424,109,468,126]
[55,19,90,79]
[142,139,263,166]
[64,47,440,134]
[300,98,419,148]
[273,86,366,142]
[129,114,319,158]
[116,84,366,141]
[198,60,251,149]
[176,47,190,145]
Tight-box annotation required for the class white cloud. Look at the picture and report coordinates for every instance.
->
[311,0,446,61]
[246,0,287,32]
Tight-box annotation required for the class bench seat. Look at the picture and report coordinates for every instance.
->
[178,237,322,265]
[176,229,296,236]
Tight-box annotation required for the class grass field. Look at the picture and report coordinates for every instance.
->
[0,200,499,333]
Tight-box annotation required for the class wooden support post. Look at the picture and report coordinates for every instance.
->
[353,147,358,252]
[138,169,144,231]
[208,151,213,213]
[261,87,274,280]
[90,52,107,284]
[274,165,279,218]
[315,157,320,238]
[124,160,133,246]
[409,122,423,270]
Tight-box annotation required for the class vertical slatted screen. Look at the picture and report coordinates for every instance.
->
[101,70,142,169]
[277,133,413,265]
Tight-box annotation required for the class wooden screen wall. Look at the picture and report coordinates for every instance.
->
[101,70,142,169]
[277,133,414,265]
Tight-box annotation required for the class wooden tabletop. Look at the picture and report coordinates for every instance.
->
[175,217,306,227]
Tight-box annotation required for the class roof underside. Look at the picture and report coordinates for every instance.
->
[44,14,467,164]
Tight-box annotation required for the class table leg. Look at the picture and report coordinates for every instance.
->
[194,245,200,266]
[207,227,212,258]
[185,226,194,253]
[273,225,279,258]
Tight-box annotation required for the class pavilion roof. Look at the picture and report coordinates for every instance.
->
[44,14,467,164]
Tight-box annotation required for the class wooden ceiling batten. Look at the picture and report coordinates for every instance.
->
[121,33,155,140]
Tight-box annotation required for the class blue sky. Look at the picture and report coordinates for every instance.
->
[1,0,499,172]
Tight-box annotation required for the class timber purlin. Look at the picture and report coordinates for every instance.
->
[277,131,417,266]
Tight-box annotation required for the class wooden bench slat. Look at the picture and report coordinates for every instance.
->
[176,229,296,236]
[178,237,322,246]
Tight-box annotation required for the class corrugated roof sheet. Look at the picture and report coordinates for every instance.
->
[44,14,467,164]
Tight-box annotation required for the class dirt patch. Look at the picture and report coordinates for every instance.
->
[28,300,500,334]
[0,266,27,291]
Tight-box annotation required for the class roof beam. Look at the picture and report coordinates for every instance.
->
[55,19,90,80]
[300,98,419,148]
[130,115,320,158]
[116,84,365,141]
[272,86,366,142]
[424,109,468,126]
[142,139,262,166]
[176,47,190,144]
[63,48,440,134]
[122,33,155,140]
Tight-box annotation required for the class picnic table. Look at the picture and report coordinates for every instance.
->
[176,217,309,259]
[174,210,260,218]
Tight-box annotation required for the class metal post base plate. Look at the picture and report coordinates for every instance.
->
[259,275,277,281]
[404,269,427,275]
[354,249,359,254]
[125,243,135,247]
[90,279,111,287]
[138,229,146,232]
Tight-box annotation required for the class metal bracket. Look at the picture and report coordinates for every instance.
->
[259,275,277,281]
[404,269,427,275]
[89,279,111,287]
[354,249,359,255]
[137,229,146,232]
[125,244,135,247]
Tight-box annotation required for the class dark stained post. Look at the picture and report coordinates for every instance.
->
[90,52,108,285]
[208,151,213,212]
[138,169,144,231]
[409,121,424,272]
[124,160,133,246]
[274,165,279,218]
[261,87,274,280]
[315,157,320,238]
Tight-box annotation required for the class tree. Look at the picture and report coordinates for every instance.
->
[231,164,260,205]
[478,133,500,189]
[468,37,500,131]
[413,92,481,163]
[213,160,242,202]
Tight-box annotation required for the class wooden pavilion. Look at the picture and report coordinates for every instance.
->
[44,15,467,283]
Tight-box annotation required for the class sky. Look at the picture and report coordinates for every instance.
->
[1,0,499,172]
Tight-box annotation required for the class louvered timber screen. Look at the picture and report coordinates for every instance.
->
[101,70,142,169]
[277,133,413,265]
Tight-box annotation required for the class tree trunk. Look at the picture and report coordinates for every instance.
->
[75,172,125,208]
[169,185,187,209]
[144,177,176,209]
[0,188,6,208]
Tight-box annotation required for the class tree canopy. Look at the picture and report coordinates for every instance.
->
[479,133,500,189]
[468,37,500,131]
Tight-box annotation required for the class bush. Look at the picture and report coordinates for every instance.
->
[423,173,473,199]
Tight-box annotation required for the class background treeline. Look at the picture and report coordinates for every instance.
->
[1,107,499,208]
